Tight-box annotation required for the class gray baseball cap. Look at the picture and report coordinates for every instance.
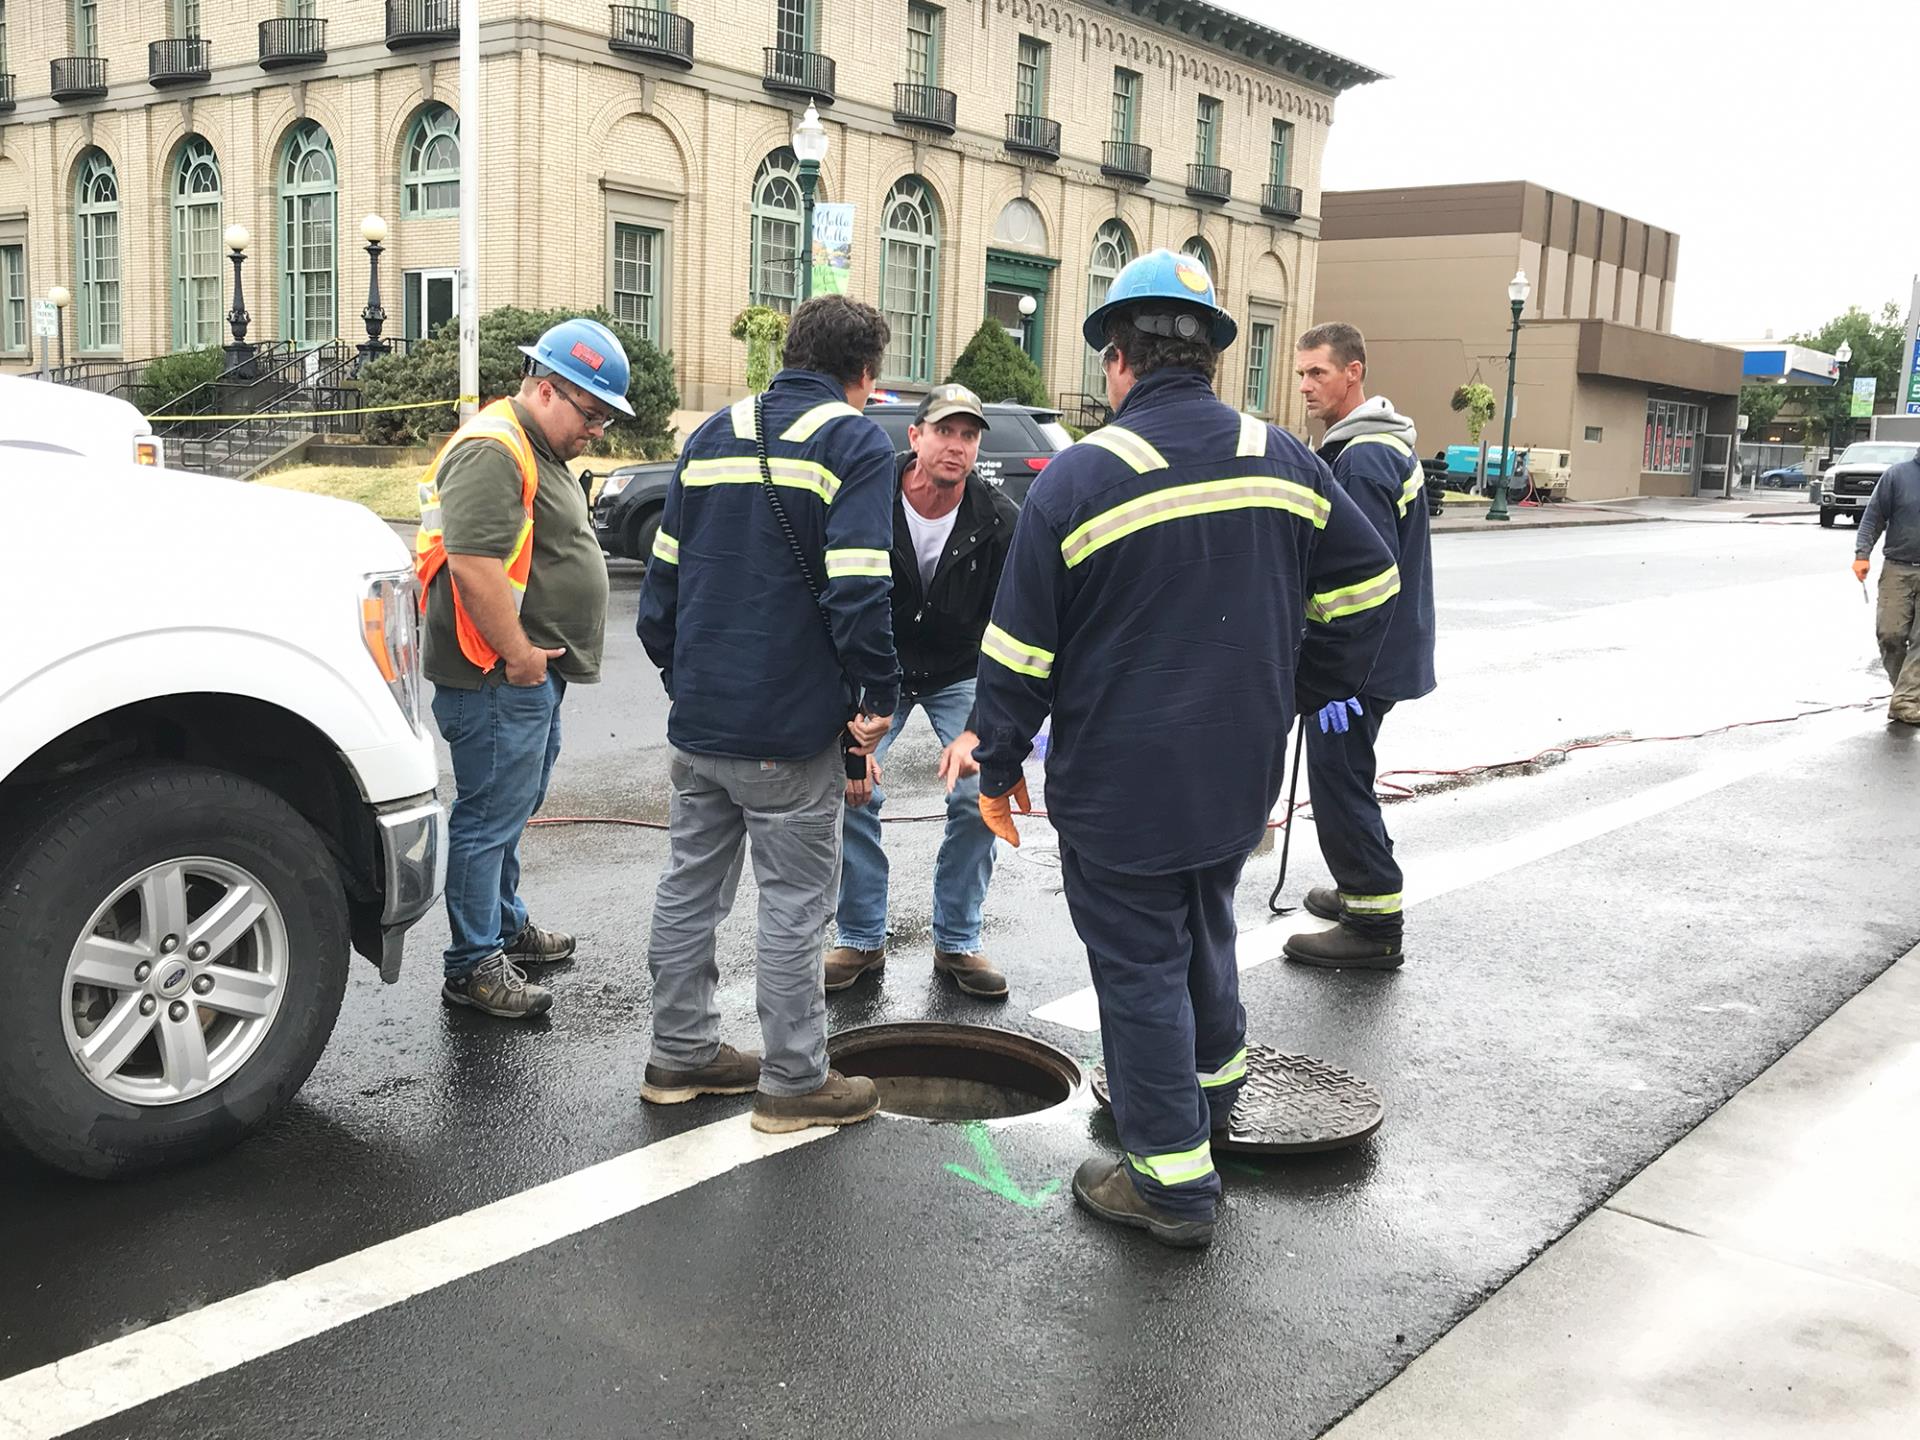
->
[914,383,991,431]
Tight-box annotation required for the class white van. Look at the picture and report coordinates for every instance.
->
[0,372,165,468]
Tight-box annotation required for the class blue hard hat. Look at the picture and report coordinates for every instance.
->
[1082,248,1238,352]
[518,317,635,416]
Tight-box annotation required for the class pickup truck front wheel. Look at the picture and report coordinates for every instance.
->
[0,764,349,1178]
[1820,508,1838,528]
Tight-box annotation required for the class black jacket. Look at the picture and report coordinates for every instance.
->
[889,454,1020,709]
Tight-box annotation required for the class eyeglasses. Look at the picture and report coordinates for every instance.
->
[551,382,618,433]
[1100,344,1120,370]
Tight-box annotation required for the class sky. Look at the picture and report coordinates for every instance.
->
[1225,0,1920,342]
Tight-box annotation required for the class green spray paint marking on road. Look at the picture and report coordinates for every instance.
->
[944,1121,1062,1209]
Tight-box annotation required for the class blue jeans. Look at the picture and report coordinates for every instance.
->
[431,673,566,978]
[835,677,996,954]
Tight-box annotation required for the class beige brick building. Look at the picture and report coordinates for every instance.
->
[0,0,1377,428]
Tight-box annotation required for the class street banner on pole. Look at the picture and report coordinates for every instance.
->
[1903,276,1920,415]
[810,204,853,297]
[1851,377,1877,417]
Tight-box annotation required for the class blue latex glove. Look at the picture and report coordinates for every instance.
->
[1316,697,1364,734]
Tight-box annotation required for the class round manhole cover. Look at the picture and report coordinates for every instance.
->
[1092,1044,1383,1154]
[828,1022,1082,1122]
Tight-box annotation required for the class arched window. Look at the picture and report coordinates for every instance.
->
[1181,236,1217,285]
[992,197,1046,252]
[1083,219,1135,394]
[879,177,938,382]
[74,150,121,353]
[401,104,460,218]
[172,138,222,351]
[749,149,810,315]
[279,121,337,346]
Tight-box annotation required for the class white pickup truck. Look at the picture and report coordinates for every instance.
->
[0,450,445,1178]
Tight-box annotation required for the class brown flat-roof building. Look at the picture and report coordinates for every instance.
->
[1314,181,1743,499]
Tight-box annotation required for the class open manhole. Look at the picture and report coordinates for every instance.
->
[828,1022,1082,1122]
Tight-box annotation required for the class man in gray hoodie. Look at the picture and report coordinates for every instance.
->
[1854,449,1920,726]
[1285,322,1436,970]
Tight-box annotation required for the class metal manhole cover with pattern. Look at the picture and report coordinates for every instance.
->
[1091,1044,1384,1154]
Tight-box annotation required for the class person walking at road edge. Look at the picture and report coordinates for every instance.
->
[1854,446,1920,726]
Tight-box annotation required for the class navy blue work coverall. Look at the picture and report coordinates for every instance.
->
[636,368,900,754]
[1303,432,1437,940]
[970,370,1400,1219]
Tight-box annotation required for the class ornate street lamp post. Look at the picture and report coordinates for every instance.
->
[223,224,255,379]
[1487,269,1531,522]
[791,104,829,304]
[358,214,392,374]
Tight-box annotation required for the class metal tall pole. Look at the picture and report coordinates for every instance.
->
[1487,298,1523,522]
[797,161,819,305]
[457,0,480,422]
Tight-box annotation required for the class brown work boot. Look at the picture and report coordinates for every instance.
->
[933,950,1008,1000]
[1071,1158,1215,1249]
[504,919,576,967]
[442,953,552,1020]
[824,945,885,992]
[640,1043,763,1105]
[750,1070,881,1134]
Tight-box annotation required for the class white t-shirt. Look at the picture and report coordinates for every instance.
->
[902,499,959,590]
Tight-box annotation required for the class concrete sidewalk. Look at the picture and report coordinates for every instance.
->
[1325,941,1920,1440]
[1430,490,1816,534]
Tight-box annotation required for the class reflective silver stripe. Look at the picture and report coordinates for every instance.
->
[1339,891,1402,915]
[782,401,863,441]
[1237,414,1268,458]
[1080,425,1169,473]
[652,529,680,564]
[418,504,444,532]
[1307,564,1401,623]
[682,455,842,504]
[1126,1142,1214,1187]
[1060,476,1330,568]
[1398,470,1424,516]
[825,547,890,578]
[1199,1046,1248,1088]
[979,622,1054,679]
[1345,433,1413,458]
[730,398,756,440]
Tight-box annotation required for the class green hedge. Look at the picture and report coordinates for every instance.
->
[136,347,224,417]
[946,320,1050,408]
[359,306,678,457]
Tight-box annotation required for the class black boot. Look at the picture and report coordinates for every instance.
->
[1303,886,1341,921]
[1284,922,1404,970]
[1071,1159,1215,1249]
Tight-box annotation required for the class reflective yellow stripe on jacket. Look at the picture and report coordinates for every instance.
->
[652,528,680,565]
[1307,565,1401,623]
[1344,432,1423,515]
[681,455,843,505]
[1128,1142,1215,1188]
[980,623,1054,679]
[1080,425,1169,474]
[1199,1047,1248,1089]
[1060,475,1330,569]
[825,547,889,579]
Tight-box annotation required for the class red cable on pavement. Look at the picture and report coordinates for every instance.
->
[526,696,1891,835]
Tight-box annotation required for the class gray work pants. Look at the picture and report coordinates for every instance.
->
[646,744,842,1096]
[1876,561,1920,723]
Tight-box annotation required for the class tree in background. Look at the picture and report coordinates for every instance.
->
[948,320,1050,408]
[360,306,678,456]
[1791,302,1904,448]
[730,307,789,394]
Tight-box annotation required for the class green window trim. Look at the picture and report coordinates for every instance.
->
[1,245,26,355]
[1195,95,1221,167]
[1015,35,1048,116]
[1111,68,1139,145]
[1245,322,1274,417]
[1082,218,1135,396]
[775,0,813,52]
[402,105,460,219]
[74,150,121,353]
[611,221,663,345]
[73,0,99,57]
[1269,119,1293,188]
[171,138,223,351]
[906,2,942,88]
[172,0,202,37]
[985,247,1057,370]
[279,120,338,347]
[879,176,939,384]
[749,148,810,315]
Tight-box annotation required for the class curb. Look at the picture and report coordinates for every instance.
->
[1432,513,1654,536]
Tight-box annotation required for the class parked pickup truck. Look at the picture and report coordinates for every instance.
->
[1819,441,1920,528]
[1,451,446,1178]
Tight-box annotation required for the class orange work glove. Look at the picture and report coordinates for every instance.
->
[978,779,1033,848]
[1853,558,1872,583]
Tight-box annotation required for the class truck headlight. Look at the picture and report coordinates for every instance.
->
[361,570,425,734]
[600,471,632,499]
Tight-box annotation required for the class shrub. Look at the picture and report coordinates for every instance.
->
[136,347,224,418]
[947,320,1049,408]
[360,306,678,457]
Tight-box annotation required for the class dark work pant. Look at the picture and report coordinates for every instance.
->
[1060,846,1248,1222]
[1304,697,1403,940]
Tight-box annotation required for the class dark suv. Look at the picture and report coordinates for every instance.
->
[592,400,1073,561]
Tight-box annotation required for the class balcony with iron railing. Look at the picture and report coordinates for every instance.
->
[1101,141,1152,183]
[1261,184,1303,220]
[260,17,328,69]
[1186,163,1231,203]
[149,37,212,87]
[51,56,109,103]
[0,74,14,114]
[387,0,456,50]
[893,82,956,134]
[1003,112,1060,161]
[608,6,694,68]
[762,48,834,104]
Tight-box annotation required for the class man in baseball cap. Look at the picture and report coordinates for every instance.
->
[826,382,1022,1001]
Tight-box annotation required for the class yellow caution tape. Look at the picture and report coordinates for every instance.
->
[147,395,482,423]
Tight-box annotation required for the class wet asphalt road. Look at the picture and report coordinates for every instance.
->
[7,516,1919,1439]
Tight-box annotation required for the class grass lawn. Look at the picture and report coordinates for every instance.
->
[257,456,602,521]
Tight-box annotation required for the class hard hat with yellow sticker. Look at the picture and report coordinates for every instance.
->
[1081,247,1238,351]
